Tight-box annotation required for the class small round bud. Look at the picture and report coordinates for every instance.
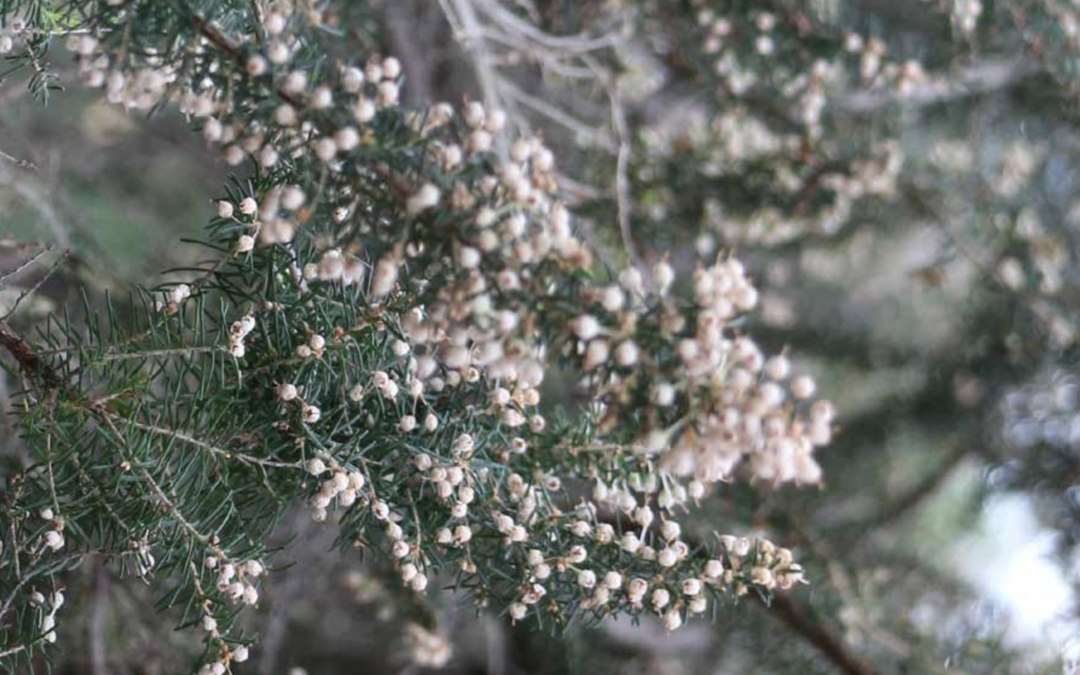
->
[791,376,816,399]
[305,458,327,476]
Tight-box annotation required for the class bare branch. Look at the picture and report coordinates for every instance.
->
[0,148,38,172]
[0,249,69,321]
[583,55,641,268]
[0,244,53,285]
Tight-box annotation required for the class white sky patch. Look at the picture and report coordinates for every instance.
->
[953,493,1077,662]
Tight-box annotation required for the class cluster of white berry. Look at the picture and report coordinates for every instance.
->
[688,129,902,243]
[28,589,63,644]
[382,114,574,404]
[649,260,832,485]
[64,32,179,110]
[304,448,436,590]
[261,48,398,167]
[389,511,431,593]
[195,644,248,675]
[566,256,832,488]
[69,3,571,459]
[304,457,366,522]
[671,0,929,243]
[38,507,65,552]
[628,5,918,246]
[218,187,307,248]
[153,283,193,315]
[227,313,256,359]
[405,623,453,668]
[190,553,262,673]
[277,381,321,425]
[204,555,265,607]
[304,247,367,287]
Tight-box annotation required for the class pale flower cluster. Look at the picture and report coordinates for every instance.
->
[405,623,453,668]
[195,553,264,673]
[656,259,831,485]
[28,589,63,645]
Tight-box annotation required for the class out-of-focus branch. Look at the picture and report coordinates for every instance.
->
[435,0,643,268]
[583,54,640,268]
[750,318,918,370]
[0,147,38,172]
[0,160,71,249]
[89,561,109,675]
[843,58,1045,113]
[0,150,121,275]
[495,75,615,150]
[470,0,623,53]
[0,244,53,284]
[756,594,881,675]
[440,0,519,137]
[866,442,969,528]
[0,248,69,321]
[382,1,429,106]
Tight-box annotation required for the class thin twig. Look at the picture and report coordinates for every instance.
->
[0,148,38,172]
[494,75,615,150]
[471,0,623,52]
[96,413,215,548]
[441,0,522,141]
[95,409,301,470]
[0,249,69,321]
[0,245,52,284]
[582,55,640,268]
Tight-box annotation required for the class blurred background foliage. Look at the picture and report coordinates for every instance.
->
[2,0,1080,674]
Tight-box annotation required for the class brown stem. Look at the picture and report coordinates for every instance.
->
[757,594,881,675]
[0,320,61,389]
[190,13,241,60]
[190,12,302,107]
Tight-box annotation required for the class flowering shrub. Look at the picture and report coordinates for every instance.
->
[0,1,837,672]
